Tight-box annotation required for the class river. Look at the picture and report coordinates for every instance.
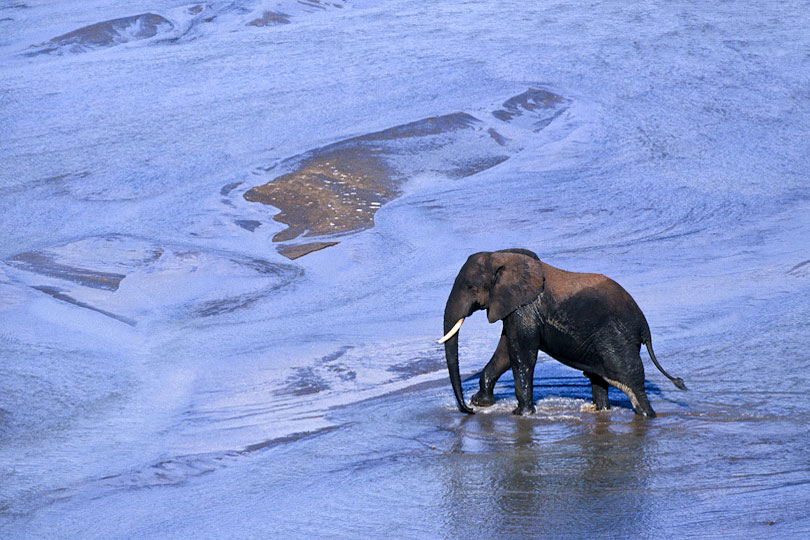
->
[1,1,809,538]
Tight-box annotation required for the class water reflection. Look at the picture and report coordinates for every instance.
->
[440,410,657,539]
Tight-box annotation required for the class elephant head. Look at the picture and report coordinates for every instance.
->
[439,250,545,413]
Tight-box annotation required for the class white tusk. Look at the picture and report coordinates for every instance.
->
[438,318,465,344]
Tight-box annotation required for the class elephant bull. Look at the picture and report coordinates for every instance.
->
[439,249,686,417]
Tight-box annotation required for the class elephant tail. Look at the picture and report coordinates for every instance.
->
[642,334,687,391]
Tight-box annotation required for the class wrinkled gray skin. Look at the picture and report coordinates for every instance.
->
[443,249,686,416]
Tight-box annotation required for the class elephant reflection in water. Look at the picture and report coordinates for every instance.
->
[440,249,686,417]
[440,412,655,538]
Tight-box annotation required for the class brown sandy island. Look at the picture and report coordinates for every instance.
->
[244,90,568,259]
[247,12,291,26]
[27,13,173,55]
[244,113,507,259]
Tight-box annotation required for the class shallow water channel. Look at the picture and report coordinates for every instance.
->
[2,1,809,538]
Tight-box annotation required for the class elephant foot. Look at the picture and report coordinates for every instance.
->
[627,384,656,418]
[512,404,536,416]
[586,372,610,411]
[633,406,656,418]
[471,390,495,407]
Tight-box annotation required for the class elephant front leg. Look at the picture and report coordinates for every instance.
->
[585,372,610,410]
[471,331,511,407]
[505,316,539,415]
[511,360,536,415]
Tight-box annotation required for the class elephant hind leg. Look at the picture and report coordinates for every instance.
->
[603,376,656,418]
[585,372,610,410]
[597,343,656,417]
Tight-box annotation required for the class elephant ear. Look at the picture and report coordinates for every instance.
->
[487,252,545,323]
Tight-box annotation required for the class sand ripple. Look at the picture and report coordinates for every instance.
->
[4,235,300,324]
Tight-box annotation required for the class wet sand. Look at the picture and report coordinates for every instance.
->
[27,13,174,55]
[247,12,291,26]
[244,92,566,259]
[244,144,397,243]
[9,251,125,291]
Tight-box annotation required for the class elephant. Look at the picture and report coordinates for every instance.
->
[439,249,686,417]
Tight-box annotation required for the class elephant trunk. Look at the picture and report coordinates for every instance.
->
[443,286,475,414]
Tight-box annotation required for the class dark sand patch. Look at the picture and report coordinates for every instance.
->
[27,13,174,55]
[492,88,569,131]
[245,145,395,242]
[244,112,511,258]
[235,220,262,232]
[278,242,340,260]
[220,182,243,196]
[9,252,125,291]
[33,286,136,326]
[194,293,264,318]
[243,89,568,259]
[247,11,291,26]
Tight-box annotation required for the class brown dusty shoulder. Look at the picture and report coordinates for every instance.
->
[541,261,610,301]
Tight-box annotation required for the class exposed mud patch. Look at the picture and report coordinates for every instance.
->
[492,88,569,131]
[282,367,331,396]
[235,220,262,232]
[27,13,174,55]
[245,144,397,242]
[278,242,340,260]
[277,345,358,397]
[9,252,125,291]
[493,88,565,121]
[298,0,328,12]
[247,11,290,26]
[194,293,264,318]
[243,89,568,259]
[244,1,345,27]
[220,182,243,196]
[244,113,512,257]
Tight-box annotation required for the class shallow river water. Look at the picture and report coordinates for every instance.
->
[2,1,809,538]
